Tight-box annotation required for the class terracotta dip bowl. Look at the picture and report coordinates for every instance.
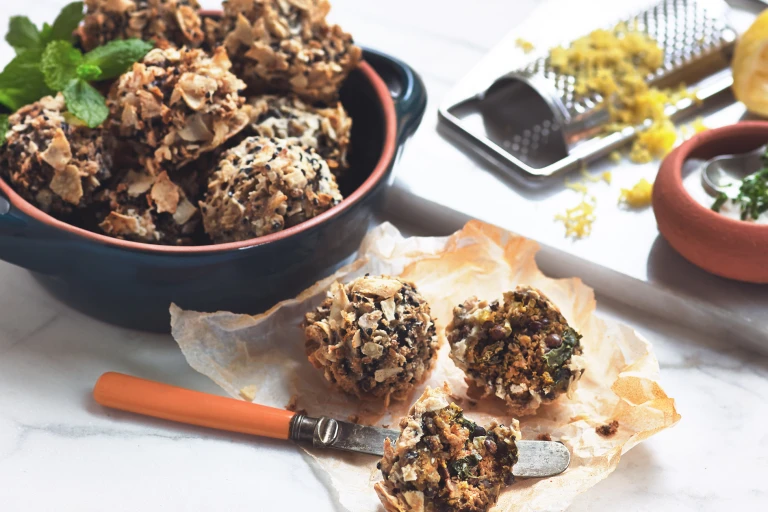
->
[653,121,768,284]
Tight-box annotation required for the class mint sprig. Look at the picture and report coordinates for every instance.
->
[41,40,83,91]
[48,1,86,44]
[0,2,154,134]
[82,39,155,79]
[63,79,109,129]
[0,114,9,146]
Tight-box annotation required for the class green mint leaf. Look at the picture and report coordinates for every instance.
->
[49,2,85,44]
[40,22,53,43]
[41,40,83,91]
[83,39,154,80]
[63,78,108,128]
[0,114,9,146]
[711,192,727,213]
[0,51,53,110]
[0,50,45,90]
[6,16,41,53]
[0,89,31,111]
[76,63,102,81]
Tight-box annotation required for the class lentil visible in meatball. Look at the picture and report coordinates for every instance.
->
[375,384,520,512]
[447,286,584,415]
[303,275,438,404]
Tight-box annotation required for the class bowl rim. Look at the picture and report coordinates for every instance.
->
[661,121,768,233]
[0,60,397,254]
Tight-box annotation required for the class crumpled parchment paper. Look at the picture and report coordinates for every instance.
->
[170,221,680,512]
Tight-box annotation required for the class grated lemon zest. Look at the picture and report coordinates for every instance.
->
[609,151,622,163]
[580,168,601,183]
[515,38,535,54]
[680,116,708,140]
[555,195,597,238]
[691,117,708,133]
[549,24,693,163]
[619,178,654,208]
[565,180,589,194]
[602,171,613,184]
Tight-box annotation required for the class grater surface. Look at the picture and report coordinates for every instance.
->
[524,0,735,123]
[439,0,737,178]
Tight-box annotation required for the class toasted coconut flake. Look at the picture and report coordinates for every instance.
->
[40,129,73,172]
[351,277,403,299]
[100,210,151,237]
[200,136,342,243]
[49,165,85,205]
[302,275,438,401]
[106,47,248,173]
[210,0,362,102]
[173,197,197,225]
[82,0,204,51]
[124,170,155,196]
[150,171,181,214]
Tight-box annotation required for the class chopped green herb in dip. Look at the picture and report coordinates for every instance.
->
[712,150,768,223]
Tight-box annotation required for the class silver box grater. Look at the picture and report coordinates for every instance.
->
[438,0,737,180]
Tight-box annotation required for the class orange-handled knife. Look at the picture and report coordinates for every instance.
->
[93,372,570,477]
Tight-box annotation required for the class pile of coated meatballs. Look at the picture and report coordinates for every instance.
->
[0,0,361,245]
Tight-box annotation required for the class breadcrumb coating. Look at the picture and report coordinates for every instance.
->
[0,94,112,217]
[447,286,584,415]
[208,0,362,102]
[106,46,250,175]
[248,94,351,174]
[199,135,341,243]
[96,169,200,244]
[303,275,438,404]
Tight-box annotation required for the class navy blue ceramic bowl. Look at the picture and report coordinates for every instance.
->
[0,49,427,331]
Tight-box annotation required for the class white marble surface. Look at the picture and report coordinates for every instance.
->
[1,1,767,511]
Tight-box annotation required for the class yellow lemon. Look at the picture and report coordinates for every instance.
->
[732,10,768,117]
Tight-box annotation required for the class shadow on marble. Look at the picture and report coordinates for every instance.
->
[645,235,768,353]
[568,443,665,511]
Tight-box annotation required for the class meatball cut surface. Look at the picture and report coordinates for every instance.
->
[375,384,520,512]
[82,0,205,51]
[303,275,438,404]
[199,135,341,243]
[447,286,584,416]
[0,94,112,217]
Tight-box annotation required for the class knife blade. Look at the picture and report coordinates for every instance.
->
[94,373,571,479]
[289,414,570,478]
